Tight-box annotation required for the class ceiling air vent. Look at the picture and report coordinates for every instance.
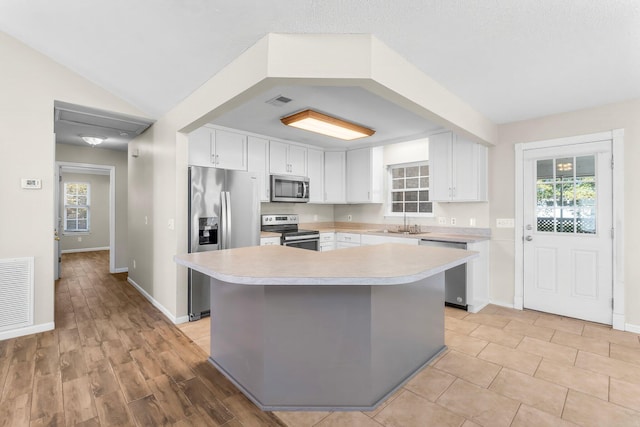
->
[265,95,292,107]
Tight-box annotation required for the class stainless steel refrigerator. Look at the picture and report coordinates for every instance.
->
[188,166,260,320]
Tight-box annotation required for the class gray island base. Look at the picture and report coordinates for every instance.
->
[174,244,477,411]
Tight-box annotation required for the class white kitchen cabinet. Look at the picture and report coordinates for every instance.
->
[188,126,247,171]
[247,136,270,202]
[324,151,346,203]
[269,141,307,176]
[360,234,419,246]
[346,146,383,203]
[307,148,324,203]
[260,236,281,246]
[319,232,336,252]
[429,131,487,202]
[336,232,361,249]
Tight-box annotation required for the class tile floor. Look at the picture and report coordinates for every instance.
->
[180,305,640,426]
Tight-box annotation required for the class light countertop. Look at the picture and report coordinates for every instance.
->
[174,243,477,286]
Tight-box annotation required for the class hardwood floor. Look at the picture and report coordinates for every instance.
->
[0,251,285,426]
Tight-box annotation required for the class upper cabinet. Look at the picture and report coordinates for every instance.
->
[307,148,324,203]
[324,151,346,204]
[429,132,487,202]
[346,146,384,203]
[188,126,247,171]
[247,136,270,202]
[269,141,307,176]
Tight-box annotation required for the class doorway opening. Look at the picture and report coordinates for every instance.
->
[55,162,116,278]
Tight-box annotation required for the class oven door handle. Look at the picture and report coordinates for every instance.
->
[283,235,319,242]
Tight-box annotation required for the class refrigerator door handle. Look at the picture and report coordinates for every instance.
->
[220,192,227,250]
[225,191,232,249]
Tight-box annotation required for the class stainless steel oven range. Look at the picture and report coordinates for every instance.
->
[261,214,319,251]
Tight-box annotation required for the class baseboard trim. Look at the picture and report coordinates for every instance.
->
[625,323,640,334]
[489,300,515,309]
[126,277,180,324]
[61,247,109,254]
[0,322,55,340]
[112,267,128,274]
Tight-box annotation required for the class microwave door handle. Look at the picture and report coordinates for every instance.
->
[303,181,309,199]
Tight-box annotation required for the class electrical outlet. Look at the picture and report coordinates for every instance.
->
[313,214,318,222]
[133,259,136,269]
[77,236,82,242]
[347,215,352,221]
[438,217,447,225]
[469,218,476,227]
[168,219,175,230]
[144,216,148,225]
[496,218,515,228]
[450,217,457,225]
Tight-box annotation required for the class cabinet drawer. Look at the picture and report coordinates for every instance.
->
[319,232,335,243]
[260,236,281,246]
[336,232,361,244]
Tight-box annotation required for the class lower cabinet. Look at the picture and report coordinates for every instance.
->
[360,234,419,246]
[260,236,281,246]
[319,232,336,252]
[335,232,361,249]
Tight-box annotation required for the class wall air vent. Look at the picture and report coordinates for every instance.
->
[0,257,34,332]
[265,95,292,107]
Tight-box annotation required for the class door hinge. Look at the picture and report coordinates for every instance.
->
[612,298,614,309]
[59,174,62,182]
[611,156,614,169]
[611,228,615,239]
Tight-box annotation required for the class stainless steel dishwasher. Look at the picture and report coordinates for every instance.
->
[420,239,467,309]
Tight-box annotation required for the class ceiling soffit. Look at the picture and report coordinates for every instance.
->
[176,34,497,147]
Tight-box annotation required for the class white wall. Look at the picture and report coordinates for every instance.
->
[491,98,640,327]
[59,172,109,251]
[56,144,129,269]
[0,31,145,337]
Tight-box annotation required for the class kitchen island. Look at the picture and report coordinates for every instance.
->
[174,243,476,411]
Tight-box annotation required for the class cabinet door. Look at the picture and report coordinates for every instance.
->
[307,148,324,203]
[428,132,453,201]
[269,141,289,175]
[346,148,370,202]
[288,145,307,176]
[247,136,270,202]
[188,127,213,167]
[213,129,247,171]
[324,151,346,203]
[451,136,479,201]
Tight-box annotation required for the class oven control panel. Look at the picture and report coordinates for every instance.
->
[261,214,299,226]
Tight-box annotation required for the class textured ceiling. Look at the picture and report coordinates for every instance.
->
[1,0,639,124]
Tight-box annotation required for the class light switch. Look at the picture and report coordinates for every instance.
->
[496,218,515,228]
[21,178,42,189]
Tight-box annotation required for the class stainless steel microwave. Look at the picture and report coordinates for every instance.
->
[270,175,309,203]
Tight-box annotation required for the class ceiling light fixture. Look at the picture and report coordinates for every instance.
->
[81,136,106,146]
[280,109,375,141]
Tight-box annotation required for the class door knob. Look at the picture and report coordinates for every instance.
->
[525,236,533,241]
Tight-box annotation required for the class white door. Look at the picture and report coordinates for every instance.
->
[523,140,613,324]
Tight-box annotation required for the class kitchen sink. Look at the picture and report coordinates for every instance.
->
[369,229,428,235]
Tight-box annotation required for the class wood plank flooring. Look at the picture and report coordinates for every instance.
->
[0,251,285,426]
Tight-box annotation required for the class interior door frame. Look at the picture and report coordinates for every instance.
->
[514,129,625,330]
[56,161,117,274]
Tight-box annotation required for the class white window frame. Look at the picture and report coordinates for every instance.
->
[63,181,91,233]
[386,161,434,217]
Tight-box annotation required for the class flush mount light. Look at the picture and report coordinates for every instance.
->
[81,136,106,146]
[280,109,375,141]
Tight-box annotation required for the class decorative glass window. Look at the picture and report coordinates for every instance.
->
[536,155,596,234]
[389,162,433,215]
[64,182,90,232]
